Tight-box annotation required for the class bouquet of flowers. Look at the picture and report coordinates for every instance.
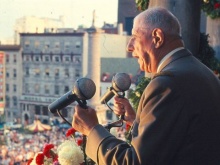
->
[27,128,85,165]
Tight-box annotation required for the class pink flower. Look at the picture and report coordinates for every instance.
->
[66,128,76,137]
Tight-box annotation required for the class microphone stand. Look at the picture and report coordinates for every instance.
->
[103,91,125,132]
[103,119,124,132]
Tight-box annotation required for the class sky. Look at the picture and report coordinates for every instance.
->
[0,0,118,40]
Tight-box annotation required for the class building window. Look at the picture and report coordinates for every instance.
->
[55,85,59,95]
[6,54,9,63]
[35,41,40,48]
[45,68,50,77]
[64,68,69,77]
[6,72,9,78]
[25,41,30,48]
[75,68,80,78]
[45,42,50,48]
[64,86,69,93]
[75,41,81,48]
[55,42,60,48]
[45,85,50,94]
[25,55,30,61]
[13,84,16,92]
[43,106,48,116]
[64,56,70,62]
[13,69,16,78]
[6,84,9,92]
[25,83,30,93]
[35,105,41,115]
[35,84,40,93]
[6,96,10,107]
[13,96,17,107]
[34,56,40,62]
[54,56,60,62]
[65,42,70,48]
[55,69,59,77]
[13,54,17,63]
[25,67,29,76]
[74,56,81,64]
[44,56,50,62]
[35,68,40,76]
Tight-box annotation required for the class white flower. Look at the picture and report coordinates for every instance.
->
[57,140,84,165]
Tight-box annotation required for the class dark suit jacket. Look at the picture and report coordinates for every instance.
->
[86,49,220,165]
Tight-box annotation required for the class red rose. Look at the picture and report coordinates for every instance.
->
[66,127,76,137]
[214,3,220,9]
[27,158,33,165]
[36,153,45,165]
[43,143,54,158]
[77,138,83,146]
[125,123,131,131]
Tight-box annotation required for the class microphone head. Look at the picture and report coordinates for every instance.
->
[112,73,131,92]
[73,77,96,100]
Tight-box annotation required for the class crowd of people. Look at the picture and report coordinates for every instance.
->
[0,126,65,164]
[0,123,126,165]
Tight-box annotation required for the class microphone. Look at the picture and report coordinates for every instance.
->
[100,73,131,104]
[48,77,96,113]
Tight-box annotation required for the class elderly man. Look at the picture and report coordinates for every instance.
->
[72,7,220,165]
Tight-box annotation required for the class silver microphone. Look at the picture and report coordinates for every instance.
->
[48,77,96,113]
[100,73,131,104]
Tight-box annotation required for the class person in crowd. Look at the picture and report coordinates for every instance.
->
[72,7,220,165]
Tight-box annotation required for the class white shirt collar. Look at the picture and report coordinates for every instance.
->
[157,47,184,73]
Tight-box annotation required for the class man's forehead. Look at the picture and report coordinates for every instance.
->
[132,18,146,32]
[132,25,147,35]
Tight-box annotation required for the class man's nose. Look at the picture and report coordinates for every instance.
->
[126,39,134,52]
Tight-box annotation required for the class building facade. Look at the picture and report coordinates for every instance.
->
[19,32,87,125]
[0,45,22,123]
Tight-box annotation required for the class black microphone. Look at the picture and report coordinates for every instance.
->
[100,73,131,104]
[48,77,96,113]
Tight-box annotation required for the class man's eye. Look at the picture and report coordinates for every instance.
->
[131,35,136,39]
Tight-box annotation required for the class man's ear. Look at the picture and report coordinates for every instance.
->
[152,28,164,48]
